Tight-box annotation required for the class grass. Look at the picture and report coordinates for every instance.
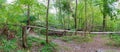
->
[27,36,44,47]
[0,38,18,52]
[27,35,57,52]
[107,34,120,47]
[0,34,57,52]
[60,34,96,43]
[40,42,56,52]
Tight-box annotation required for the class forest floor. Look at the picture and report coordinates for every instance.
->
[52,35,120,52]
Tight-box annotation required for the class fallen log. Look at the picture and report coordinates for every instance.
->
[0,23,120,35]
[47,29,120,36]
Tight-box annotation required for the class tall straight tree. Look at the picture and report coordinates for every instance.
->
[90,0,94,31]
[58,0,63,28]
[27,4,30,26]
[101,0,117,31]
[74,0,78,35]
[102,0,107,31]
[84,0,87,32]
[46,0,50,43]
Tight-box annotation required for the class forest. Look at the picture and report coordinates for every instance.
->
[0,0,120,52]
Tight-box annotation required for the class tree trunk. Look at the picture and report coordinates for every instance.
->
[83,0,90,35]
[90,0,94,32]
[103,0,107,31]
[74,0,78,35]
[58,0,64,29]
[46,0,50,43]
[27,4,30,26]
[22,26,28,48]
[67,14,70,30]
[84,0,87,34]
[103,14,106,31]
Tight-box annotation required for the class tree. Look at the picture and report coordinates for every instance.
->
[27,2,30,26]
[84,0,88,33]
[55,0,72,29]
[74,0,78,35]
[102,0,107,31]
[90,0,94,31]
[102,0,117,31]
[46,0,50,43]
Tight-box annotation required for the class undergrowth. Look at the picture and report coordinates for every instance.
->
[0,34,56,52]
[27,36,56,52]
[0,38,18,52]
[108,34,120,47]
[60,34,96,43]
[40,42,56,52]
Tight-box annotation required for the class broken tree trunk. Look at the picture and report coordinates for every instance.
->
[22,26,28,48]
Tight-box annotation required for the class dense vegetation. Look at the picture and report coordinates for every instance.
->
[0,0,120,52]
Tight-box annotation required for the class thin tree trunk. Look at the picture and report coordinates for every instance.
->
[84,0,89,35]
[58,0,63,29]
[84,0,87,32]
[27,5,30,26]
[67,1,71,30]
[63,16,66,30]
[103,0,107,31]
[46,0,50,43]
[68,14,70,30]
[78,18,81,30]
[90,0,94,32]
[103,14,106,31]
[74,0,78,35]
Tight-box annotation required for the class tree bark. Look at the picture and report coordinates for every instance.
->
[84,0,88,35]
[103,14,106,31]
[90,0,94,32]
[22,26,28,48]
[46,0,50,43]
[58,0,64,29]
[27,4,30,26]
[103,0,107,31]
[74,0,78,35]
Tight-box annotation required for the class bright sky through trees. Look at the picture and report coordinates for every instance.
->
[6,0,120,14]
[7,0,57,14]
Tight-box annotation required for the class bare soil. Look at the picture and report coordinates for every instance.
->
[52,35,120,52]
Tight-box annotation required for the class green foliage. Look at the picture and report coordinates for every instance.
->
[17,50,25,52]
[27,37,44,47]
[17,0,38,5]
[0,38,18,52]
[27,35,56,52]
[0,0,120,51]
[108,34,120,47]
[107,34,120,47]
[41,42,56,52]
[0,0,119,32]
[40,29,46,35]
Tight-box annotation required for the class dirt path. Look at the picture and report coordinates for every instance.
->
[52,35,120,52]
